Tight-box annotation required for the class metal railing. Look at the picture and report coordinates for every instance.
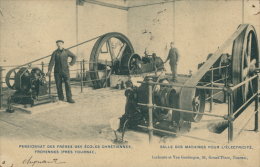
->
[201,64,229,112]
[137,74,259,143]
[0,67,5,109]
[76,60,110,92]
[167,64,230,113]
[0,35,113,109]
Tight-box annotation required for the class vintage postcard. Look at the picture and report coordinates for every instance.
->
[0,0,259,167]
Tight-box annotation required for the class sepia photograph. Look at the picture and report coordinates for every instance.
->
[0,0,259,166]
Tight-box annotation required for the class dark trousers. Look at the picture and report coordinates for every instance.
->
[170,63,177,79]
[54,72,72,101]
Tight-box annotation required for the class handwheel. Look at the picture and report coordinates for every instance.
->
[89,32,134,88]
[232,25,259,111]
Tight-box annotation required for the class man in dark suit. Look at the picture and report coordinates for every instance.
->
[165,42,180,81]
[47,40,77,103]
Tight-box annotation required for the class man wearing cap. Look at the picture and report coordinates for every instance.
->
[47,40,77,103]
[164,42,180,81]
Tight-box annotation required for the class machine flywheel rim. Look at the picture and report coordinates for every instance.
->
[231,24,259,112]
[178,24,259,122]
[89,32,134,88]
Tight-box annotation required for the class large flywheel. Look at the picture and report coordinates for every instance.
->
[178,24,258,123]
[232,25,259,111]
[89,32,134,88]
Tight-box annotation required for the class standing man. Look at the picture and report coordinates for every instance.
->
[47,40,77,103]
[164,42,180,81]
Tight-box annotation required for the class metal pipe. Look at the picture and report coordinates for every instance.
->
[138,125,220,144]
[41,62,44,72]
[76,2,79,59]
[210,68,213,112]
[69,69,80,72]
[235,111,257,139]
[87,61,106,64]
[233,93,258,116]
[70,77,110,85]
[212,90,223,97]
[138,103,225,118]
[228,94,233,143]
[230,75,258,91]
[82,59,85,86]
[209,65,229,71]
[128,0,180,9]
[224,65,228,102]
[242,0,244,24]
[202,77,228,87]
[80,61,83,93]
[1,64,23,68]
[206,90,224,101]
[137,81,224,90]
[48,73,51,97]
[0,66,2,109]
[67,35,103,50]
[76,2,79,77]
[71,78,110,85]
[203,82,212,87]
[211,82,224,87]
[213,77,229,83]
[148,78,153,144]
[85,0,129,10]
[84,78,106,82]
[255,75,259,132]
[88,70,108,73]
[172,0,175,43]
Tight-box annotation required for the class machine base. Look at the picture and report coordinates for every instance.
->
[7,95,58,114]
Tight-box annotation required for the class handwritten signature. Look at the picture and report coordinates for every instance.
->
[23,156,65,166]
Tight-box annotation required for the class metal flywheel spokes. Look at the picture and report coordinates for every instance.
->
[89,32,134,88]
[5,68,20,89]
[180,87,206,123]
[193,95,200,112]
[232,25,259,111]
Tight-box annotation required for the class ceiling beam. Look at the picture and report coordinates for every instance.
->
[84,0,129,11]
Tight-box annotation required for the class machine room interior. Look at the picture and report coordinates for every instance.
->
[0,0,259,145]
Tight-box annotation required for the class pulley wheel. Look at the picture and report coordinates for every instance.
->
[152,75,170,104]
[179,85,206,122]
[14,67,30,91]
[89,32,134,88]
[5,68,20,89]
[232,24,259,111]
[120,53,141,75]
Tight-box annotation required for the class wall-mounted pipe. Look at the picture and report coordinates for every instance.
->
[84,0,129,11]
